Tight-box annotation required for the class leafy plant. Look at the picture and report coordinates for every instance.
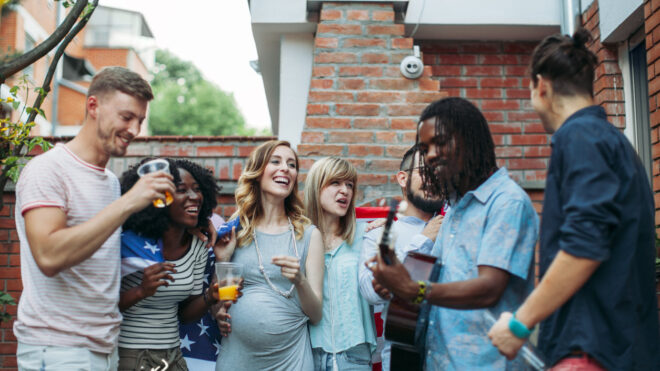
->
[0,290,16,323]
[0,75,52,183]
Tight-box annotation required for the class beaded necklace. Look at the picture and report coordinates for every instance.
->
[252,218,299,298]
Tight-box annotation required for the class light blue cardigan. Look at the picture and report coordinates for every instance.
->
[309,222,377,354]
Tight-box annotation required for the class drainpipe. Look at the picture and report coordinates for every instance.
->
[561,0,582,36]
[50,1,64,136]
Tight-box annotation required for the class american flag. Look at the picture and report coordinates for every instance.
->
[179,246,223,369]
[176,207,391,370]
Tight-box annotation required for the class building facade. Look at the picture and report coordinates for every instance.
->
[0,0,657,369]
[0,2,155,136]
[248,0,655,228]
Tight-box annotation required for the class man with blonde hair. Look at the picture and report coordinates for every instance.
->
[14,67,175,370]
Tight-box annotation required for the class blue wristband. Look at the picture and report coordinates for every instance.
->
[508,312,531,339]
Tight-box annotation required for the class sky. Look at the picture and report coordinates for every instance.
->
[99,0,271,132]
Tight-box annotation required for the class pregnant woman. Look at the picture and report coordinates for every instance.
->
[215,140,324,370]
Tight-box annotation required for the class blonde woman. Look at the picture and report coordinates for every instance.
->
[305,157,376,371]
[215,140,324,370]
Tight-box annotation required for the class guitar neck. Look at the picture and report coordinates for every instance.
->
[378,200,398,265]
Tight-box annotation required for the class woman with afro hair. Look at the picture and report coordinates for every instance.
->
[116,158,232,370]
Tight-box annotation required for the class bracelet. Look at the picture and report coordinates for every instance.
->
[508,312,532,339]
[412,280,428,305]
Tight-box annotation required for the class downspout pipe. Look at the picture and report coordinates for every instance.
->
[50,1,64,136]
[561,0,582,36]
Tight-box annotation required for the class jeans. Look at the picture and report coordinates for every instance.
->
[313,343,372,371]
[17,342,118,371]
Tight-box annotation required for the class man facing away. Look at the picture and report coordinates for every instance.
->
[358,145,445,371]
[369,97,539,370]
[488,29,660,371]
[14,67,176,370]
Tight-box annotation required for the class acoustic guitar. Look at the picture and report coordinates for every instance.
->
[378,200,442,371]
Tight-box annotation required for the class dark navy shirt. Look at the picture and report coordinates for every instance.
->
[538,106,660,370]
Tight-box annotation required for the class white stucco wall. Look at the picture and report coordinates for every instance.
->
[599,0,644,42]
[277,33,314,149]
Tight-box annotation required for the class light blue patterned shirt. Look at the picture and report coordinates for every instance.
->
[310,222,378,354]
[426,167,539,371]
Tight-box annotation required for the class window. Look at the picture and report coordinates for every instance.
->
[622,27,652,182]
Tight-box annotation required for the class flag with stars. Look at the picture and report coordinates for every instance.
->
[120,230,164,277]
[179,246,222,369]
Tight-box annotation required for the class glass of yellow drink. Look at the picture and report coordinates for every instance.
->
[215,262,243,301]
[137,158,174,208]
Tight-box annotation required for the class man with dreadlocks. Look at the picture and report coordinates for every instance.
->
[368,97,539,370]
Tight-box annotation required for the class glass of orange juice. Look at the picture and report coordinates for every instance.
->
[137,158,174,208]
[215,262,243,301]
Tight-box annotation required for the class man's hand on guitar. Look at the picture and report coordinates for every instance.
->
[371,278,392,300]
[366,253,419,302]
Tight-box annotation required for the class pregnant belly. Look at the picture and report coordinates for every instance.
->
[228,287,309,350]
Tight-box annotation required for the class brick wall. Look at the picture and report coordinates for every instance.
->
[56,85,86,127]
[0,9,55,130]
[0,194,18,370]
[298,1,548,214]
[582,1,626,130]
[21,0,56,34]
[0,11,19,54]
[644,0,660,230]
[84,48,130,73]
[420,40,549,188]
[0,136,272,368]
[299,2,447,204]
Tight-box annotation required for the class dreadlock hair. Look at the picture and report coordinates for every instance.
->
[530,28,598,97]
[120,158,219,239]
[417,97,497,204]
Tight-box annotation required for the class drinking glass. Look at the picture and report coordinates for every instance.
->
[215,262,243,301]
[137,158,173,208]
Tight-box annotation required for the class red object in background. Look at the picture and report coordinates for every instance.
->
[356,206,392,220]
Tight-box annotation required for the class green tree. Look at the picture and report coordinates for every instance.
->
[149,50,253,136]
[150,49,202,89]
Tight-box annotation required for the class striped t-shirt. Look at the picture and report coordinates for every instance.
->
[119,235,208,349]
[14,143,122,354]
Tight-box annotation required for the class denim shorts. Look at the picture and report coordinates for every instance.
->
[17,342,118,371]
[313,343,372,371]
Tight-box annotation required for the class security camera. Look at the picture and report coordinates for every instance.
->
[400,45,424,79]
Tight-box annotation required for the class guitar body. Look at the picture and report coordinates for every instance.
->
[375,200,443,370]
[385,252,441,371]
